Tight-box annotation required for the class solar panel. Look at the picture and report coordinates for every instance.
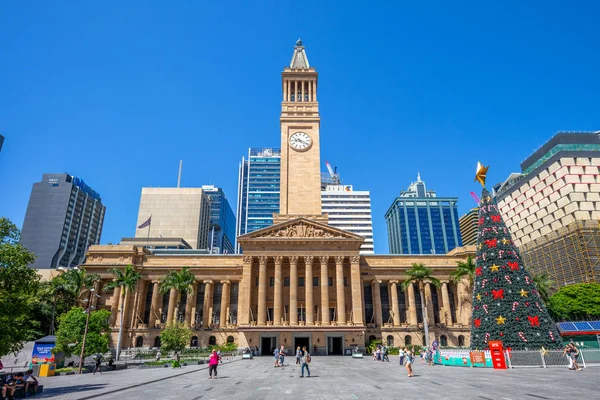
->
[589,321,600,330]
[573,322,592,330]
[558,322,577,332]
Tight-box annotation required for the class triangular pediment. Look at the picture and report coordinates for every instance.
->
[237,218,364,242]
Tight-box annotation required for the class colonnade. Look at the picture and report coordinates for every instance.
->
[283,79,317,102]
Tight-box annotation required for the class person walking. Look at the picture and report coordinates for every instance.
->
[405,349,414,377]
[299,346,311,378]
[208,349,220,379]
[567,343,582,371]
[399,348,405,365]
[279,346,286,367]
[295,346,302,366]
[382,346,390,362]
[93,355,103,375]
[273,346,280,367]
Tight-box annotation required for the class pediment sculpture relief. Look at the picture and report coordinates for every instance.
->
[257,222,342,238]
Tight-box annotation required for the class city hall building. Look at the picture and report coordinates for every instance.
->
[81,41,474,354]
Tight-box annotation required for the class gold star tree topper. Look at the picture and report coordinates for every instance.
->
[475,161,490,187]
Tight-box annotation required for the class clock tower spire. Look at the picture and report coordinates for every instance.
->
[277,39,324,221]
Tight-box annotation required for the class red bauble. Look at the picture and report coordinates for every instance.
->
[525,302,530,306]
[484,292,489,296]
[515,317,519,321]
[500,332,504,337]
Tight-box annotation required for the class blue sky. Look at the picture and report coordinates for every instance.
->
[1,1,599,253]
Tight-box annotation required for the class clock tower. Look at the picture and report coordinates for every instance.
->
[278,40,324,221]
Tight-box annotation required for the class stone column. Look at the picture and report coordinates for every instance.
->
[349,256,363,325]
[257,256,268,326]
[220,280,230,327]
[320,256,330,325]
[150,282,161,326]
[238,256,252,325]
[202,280,213,327]
[334,256,346,325]
[110,286,121,327]
[283,79,288,101]
[441,282,451,325]
[372,280,382,327]
[134,280,146,328]
[273,256,283,326]
[407,282,418,325]
[305,256,314,326]
[167,288,178,323]
[424,283,434,326]
[290,256,299,326]
[313,80,317,102]
[390,280,401,326]
[185,282,198,327]
[308,79,312,101]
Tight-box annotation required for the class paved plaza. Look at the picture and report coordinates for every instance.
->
[35,355,598,400]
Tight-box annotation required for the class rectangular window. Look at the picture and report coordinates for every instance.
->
[284,277,290,287]
[269,277,274,287]
[255,277,259,286]
[344,277,348,287]
[299,277,305,287]
[328,277,333,286]
[313,277,319,287]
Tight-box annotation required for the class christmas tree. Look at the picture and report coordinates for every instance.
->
[470,188,562,350]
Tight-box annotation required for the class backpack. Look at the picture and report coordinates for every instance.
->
[306,353,311,363]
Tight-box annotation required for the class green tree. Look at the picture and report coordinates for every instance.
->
[159,267,196,323]
[0,217,40,357]
[530,269,555,305]
[59,268,101,308]
[402,263,440,347]
[54,307,111,358]
[450,255,476,286]
[159,322,193,353]
[103,264,141,360]
[547,283,600,321]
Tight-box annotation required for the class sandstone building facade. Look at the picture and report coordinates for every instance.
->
[81,40,474,354]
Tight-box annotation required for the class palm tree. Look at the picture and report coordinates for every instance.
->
[449,255,476,287]
[104,264,142,360]
[44,277,72,335]
[60,268,101,307]
[530,269,555,304]
[402,263,441,347]
[158,267,196,324]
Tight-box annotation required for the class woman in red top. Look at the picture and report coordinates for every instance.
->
[208,349,220,379]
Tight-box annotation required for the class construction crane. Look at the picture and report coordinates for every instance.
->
[325,161,341,185]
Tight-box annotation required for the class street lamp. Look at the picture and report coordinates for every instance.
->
[78,288,100,374]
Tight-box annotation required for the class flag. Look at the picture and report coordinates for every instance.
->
[138,216,151,229]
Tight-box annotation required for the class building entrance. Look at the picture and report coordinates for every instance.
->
[261,336,277,356]
[294,337,310,352]
[328,336,343,355]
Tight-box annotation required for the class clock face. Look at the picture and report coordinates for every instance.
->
[289,132,312,151]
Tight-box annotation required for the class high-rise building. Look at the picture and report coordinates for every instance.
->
[321,167,374,254]
[202,185,236,254]
[494,131,600,285]
[134,188,210,250]
[235,148,281,252]
[385,174,462,254]
[0,134,4,152]
[20,173,105,269]
[459,208,479,246]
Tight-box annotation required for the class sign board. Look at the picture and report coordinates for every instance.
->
[489,340,507,369]
[469,351,485,365]
[32,342,55,364]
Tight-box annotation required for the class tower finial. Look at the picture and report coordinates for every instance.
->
[417,172,422,182]
[296,38,303,46]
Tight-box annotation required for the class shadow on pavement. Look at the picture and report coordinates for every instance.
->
[37,384,108,398]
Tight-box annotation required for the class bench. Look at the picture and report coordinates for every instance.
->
[352,352,364,359]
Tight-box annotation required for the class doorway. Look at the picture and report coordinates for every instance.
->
[328,336,343,355]
[261,336,277,356]
[294,337,310,352]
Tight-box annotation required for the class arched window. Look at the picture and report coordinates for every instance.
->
[440,335,448,347]
[154,336,161,348]
[135,336,143,348]
[458,335,465,347]
[404,335,412,345]
[209,335,217,346]
[368,335,377,343]
[387,335,394,347]
[190,336,198,347]
[227,336,234,344]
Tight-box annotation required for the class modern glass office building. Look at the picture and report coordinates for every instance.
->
[235,148,281,253]
[202,185,236,254]
[385,174,462,254]
[20,173,106,269]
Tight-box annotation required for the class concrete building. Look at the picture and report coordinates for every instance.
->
[322,184,375,254]
[236,148,281,252]
[21,173,105,269]
[134,188,210,250]
[385,174,462,255]
[202,185,236,254]
[494,131,600,285]
[81,40,473,353]
[459,208,479,246]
